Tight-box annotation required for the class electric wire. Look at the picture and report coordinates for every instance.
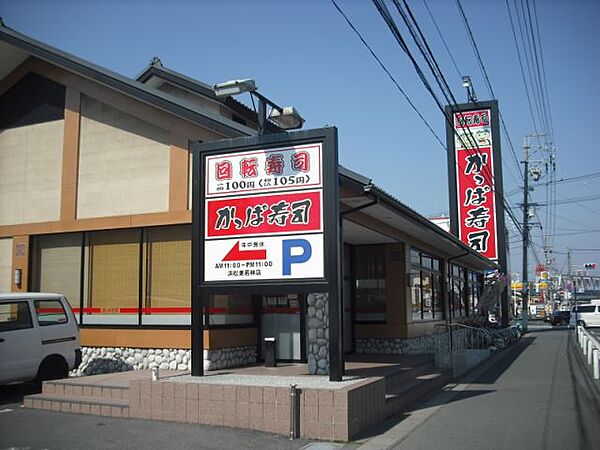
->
[421,0,462,79]
[525,0,553,134]
[515,0,546,132]
[329,0,446,149]
[335,0,526,252]
[373,0,524,236]
[506,0,539,134]
[452,0,537,250]
[531,0,554,133]
[454,0,525,189]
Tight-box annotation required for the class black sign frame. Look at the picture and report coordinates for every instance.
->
[446,100,509,326]
[190,127,342,380]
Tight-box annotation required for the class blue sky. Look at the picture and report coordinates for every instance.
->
[1,0,599,280]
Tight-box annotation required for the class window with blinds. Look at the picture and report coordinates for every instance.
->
[30,233,82,319]
[84,229,140,324]
[31,225,193,326]
[142,225,191,325]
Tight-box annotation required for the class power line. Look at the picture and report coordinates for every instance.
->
[329,0,446,148]
[455,0,524,189]
[531,0,554,133]
[543,170,600,186]
[373,0,524,235]
[552,194,600,206]
[516,0,548,132]
[525,0,553,134]
[331,0,524,234]
[554,229,600,237]
[421,0,462,79]
[505,0,539,134]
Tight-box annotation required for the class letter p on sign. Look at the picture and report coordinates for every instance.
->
[282,239,312,275]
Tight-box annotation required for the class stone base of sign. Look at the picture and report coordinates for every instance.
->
[307,293,329,375]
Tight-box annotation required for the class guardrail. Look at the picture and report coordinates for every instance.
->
[576,325,600,380]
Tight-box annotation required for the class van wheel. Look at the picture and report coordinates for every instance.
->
[36,356,68,382]
[577,320,586,328]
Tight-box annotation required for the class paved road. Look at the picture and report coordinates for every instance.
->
[0,384,311,450]
[385,326,600,450]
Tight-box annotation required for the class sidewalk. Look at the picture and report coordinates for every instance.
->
[357,326,600,450]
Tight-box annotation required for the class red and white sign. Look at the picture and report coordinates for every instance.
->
[205,190,322,238]
[205,144,322,197]
[454,109,499,260]
[203,143,324,281]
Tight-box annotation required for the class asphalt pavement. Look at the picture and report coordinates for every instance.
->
[2,326,598,450]
[359,325,600,450]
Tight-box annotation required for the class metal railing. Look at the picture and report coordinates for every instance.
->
[436,323,492,365]
[576,325,600,380]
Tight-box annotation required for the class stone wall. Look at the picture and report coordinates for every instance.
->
[306,293,329,375]
[205,346,257,371]
[355,329,468,355]
[71,345,257,377]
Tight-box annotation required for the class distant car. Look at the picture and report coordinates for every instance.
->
[547,310,570,326]
[569,301,600,328]
[0,293,81,385]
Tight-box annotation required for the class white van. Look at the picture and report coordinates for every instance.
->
[0,293,81,385]
[569,301,600,328]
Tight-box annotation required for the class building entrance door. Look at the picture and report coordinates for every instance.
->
[260,294,304,361]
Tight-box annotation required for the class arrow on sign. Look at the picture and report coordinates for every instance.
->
[222,241,267,261]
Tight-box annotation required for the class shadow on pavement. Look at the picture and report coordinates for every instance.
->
[0,382,41,407]
[414,388,495,409]
[354,335,536,441]
[525,326,571,333]
[474,336,536,384]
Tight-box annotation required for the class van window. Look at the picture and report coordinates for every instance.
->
[0,302,33,332]
[34,299,68,326]
[576,305,596,313]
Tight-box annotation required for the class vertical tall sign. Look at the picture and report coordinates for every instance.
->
[191,128,343,380]
[446,101,508,324]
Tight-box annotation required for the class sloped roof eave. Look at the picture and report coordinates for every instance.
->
[339,166,499,271]
[0,23,255,138]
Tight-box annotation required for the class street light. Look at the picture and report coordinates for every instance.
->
[213,79,304,134]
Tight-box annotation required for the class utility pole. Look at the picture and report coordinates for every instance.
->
[521,139,530,333]
[567,247,575,306]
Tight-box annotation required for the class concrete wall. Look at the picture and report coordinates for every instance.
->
[0,237,12,292]
[0,120,64,225]
[77,95,170,218]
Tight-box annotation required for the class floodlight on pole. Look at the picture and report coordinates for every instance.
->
[268,106,305,130]
[213,78,304,135]
[213,79,257,97]
[462,75,477,103]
